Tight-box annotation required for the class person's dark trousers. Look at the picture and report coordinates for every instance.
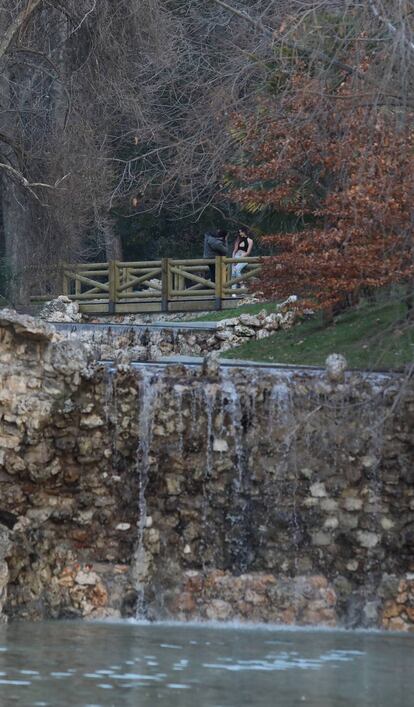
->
[209,263,216,283]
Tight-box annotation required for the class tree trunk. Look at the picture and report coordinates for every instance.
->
[1,177,34,305]
[104,230,123,261]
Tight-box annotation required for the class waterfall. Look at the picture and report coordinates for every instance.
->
[133,368,163,618]
[123,359,400,626]
[220,371,245,489]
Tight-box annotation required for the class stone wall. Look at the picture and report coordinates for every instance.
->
[49,306,297,362]
[1,310,414,629]
[0,311,138,620]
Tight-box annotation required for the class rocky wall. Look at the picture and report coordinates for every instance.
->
[44,303,297,362]
[1,310,414,630]
[0,311,139,620]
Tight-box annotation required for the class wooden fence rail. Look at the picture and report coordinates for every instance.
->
[32,256,262,314]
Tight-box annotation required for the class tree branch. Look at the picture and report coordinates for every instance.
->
[0,162,70,201]
[0,0,45,61]
[368,0,414,54]
[9,47,72,129]
[210,0,390,82]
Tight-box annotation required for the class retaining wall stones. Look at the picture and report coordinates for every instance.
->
[43,306,297,362]
[1,310,414,630]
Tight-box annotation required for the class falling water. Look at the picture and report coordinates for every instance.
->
[173,385,185,455]
[134,368,163,617]
[199,384,217,570]
[220,369,254,572]
[126,359,398,622]
[220,371,245,488]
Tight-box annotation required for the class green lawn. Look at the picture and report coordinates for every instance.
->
[218,298,414,370]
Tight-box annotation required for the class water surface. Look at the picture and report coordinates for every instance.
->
[0,621,412,706]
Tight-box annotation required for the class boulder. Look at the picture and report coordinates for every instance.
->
[238,313,262,328]
[325,353,348,383]
[277,294,298,312]
[216,318,239,330]
[202,352,220,378]
[40,295,82,323]
[0,309,55,342]
[215,329,234,341]
[234,325,255,337]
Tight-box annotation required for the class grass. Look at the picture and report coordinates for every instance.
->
[216,297,414,370]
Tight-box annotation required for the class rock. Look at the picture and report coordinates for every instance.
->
[205,599,232,620]
[277,295,298,311]
[202,352,220,378]
[234,325,255,337]
[310,482,327,498]
[216,318,239,329]
[0,308,55,342]
[238,314,261,328]
[25,441,54,466]
[49,339,94,377]
[215,329,233,342]
[172,591,196,613]
[324,516,339,530]
[361,455,377,469]
[311,532,332,546]
[75,570,99,586]
[346,560,359,572]
[40,296,82,323]
[320,498,338,512]
[325,354,347,383]
[388,617,409,631]
[213,438,229,453]
[116,523,131,531]
[116,346,147,364]
[264,313,282,331]
[280,311,297,329]
[80,414,104,429]
[356,531,379,548]
[381,517,395,531]
[342,497,363,512]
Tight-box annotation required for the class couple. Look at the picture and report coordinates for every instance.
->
[203,227,254,284]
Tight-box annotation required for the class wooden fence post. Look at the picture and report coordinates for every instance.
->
[161,257,170,312]
[215,255,223,310]
[108,260,117,314]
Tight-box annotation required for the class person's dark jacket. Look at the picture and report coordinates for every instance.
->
[203,232,228,258]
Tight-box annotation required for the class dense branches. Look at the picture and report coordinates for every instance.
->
[226,75,414,310]
[1,0,414,306]
[221,1,414,313]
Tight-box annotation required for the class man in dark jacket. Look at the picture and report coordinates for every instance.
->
[203,229,228,283]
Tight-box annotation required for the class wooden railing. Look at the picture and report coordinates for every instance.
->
[32,256,262,313]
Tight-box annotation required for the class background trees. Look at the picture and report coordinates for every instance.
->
[222,1,414,315]
[0,0,272,302]
[226,76,414,313]
[1,0,413,311]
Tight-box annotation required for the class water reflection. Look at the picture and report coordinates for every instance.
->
[0,621,412,706]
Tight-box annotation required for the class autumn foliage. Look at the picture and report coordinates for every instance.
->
[226,75,414,313]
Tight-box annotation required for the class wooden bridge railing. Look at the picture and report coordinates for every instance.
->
[33,256,262,313]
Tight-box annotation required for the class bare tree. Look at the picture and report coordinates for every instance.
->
[3,0,412,303]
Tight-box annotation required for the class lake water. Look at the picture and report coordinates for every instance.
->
[0,621,413,707]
